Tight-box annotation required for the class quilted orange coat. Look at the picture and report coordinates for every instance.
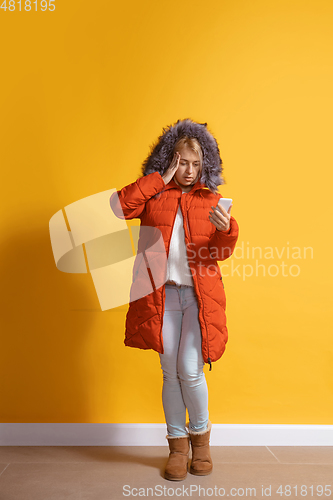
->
[110,170,239,368]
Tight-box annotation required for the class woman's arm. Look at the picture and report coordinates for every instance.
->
[110,171,166,220]
[208,215,239,261]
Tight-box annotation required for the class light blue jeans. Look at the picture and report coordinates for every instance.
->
[159,283,209,437]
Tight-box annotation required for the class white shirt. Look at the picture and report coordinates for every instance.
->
[165,191,194,287]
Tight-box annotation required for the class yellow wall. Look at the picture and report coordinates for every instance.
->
[0,0,332,424]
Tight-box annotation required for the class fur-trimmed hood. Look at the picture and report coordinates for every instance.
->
[140,118,225,194]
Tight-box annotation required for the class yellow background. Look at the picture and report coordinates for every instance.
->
[0,0,332,424]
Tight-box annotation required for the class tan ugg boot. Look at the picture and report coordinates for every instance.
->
[164,435,190,481]
[188,421,213,476]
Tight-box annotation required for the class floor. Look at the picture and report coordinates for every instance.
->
[0,446,332,499]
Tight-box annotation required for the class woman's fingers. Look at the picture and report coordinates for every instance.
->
[217,203,229,217]
[163,152,180,184]
[174,152,180,169]
[212,206,228,222]
[209,211,226,225]
[170,152,179,170]
[171,153,180,172]
[209,206,230,229]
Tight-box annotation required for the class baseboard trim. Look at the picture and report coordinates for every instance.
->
[1,423,332,446]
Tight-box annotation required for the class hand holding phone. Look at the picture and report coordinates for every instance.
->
[208,197,233,232]
[217,198,233,213]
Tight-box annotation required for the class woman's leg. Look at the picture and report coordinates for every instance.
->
[159,285,188,437]
[177,286,209,433]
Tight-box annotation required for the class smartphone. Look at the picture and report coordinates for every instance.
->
[217,197,233,213]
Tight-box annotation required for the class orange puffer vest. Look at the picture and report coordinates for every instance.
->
[110,171,239,368]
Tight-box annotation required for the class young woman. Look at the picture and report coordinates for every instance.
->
[110,118,239,481]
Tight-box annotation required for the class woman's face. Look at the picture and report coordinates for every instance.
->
[173,145,202,191]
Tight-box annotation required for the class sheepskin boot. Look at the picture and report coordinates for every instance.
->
[188,421,213,476]
[164,435,190,481]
